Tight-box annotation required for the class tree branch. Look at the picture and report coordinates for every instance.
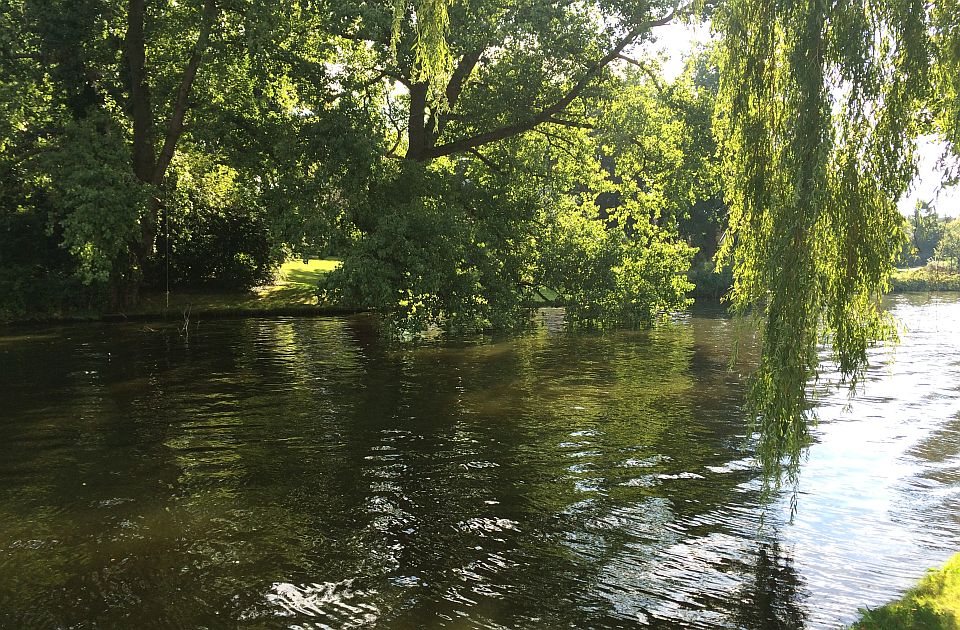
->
[429,49,483,134]
[535,128,583,162]
[153,0,217,184]
[417,9,677,161]
[7,144,54,165]
[616,54,667,93]
[382,69,412,89]
[546,117,595,129]
[467,147,505,173]
[405,82,431,159]
[126,0,155,183]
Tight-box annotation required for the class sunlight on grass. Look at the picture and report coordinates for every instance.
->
[891,263,960,292]
[136,258,342,315]
[253,258,341,302]
[852,554,960,629]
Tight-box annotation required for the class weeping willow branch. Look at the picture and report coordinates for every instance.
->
[715,0,930,497]
[933,0,960,152]
[392,0,453,109]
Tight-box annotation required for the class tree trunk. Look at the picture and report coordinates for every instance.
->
[405,82,432,160]
[123,0,217,294]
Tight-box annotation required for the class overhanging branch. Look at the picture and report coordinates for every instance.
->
[417,8,678,161]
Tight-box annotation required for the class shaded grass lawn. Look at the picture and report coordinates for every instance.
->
[852,554,960,629]
[134,258,342,316]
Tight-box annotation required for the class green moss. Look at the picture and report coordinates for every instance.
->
[852,554,960,629]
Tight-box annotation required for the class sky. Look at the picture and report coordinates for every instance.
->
[642,22,960,218]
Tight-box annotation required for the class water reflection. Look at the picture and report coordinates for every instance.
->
[735,542,807,630]
[0,297,958,628]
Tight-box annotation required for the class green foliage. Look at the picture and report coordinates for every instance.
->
[0,207,107,318]
[314,45,705,335]
[688,260,733,300]
[935,218,960,271]
[149,155,282,289]
[319,161,536,335]
[852,553,960,630]
[41,115,147,284]
[409,0,453,106]
[715,0,926,490]
[909,204,947,266]
[156,212,278,290]
[932,0,960,158]
[540,208,694,327]
[890,263,960,293]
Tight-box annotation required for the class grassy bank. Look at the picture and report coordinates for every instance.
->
[891,262,960,293]
[852,554,960,629]
[137,258,341,314]
[3,258,353,325]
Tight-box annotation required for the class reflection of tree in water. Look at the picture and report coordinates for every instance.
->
[0,314,816,628]
[735,541,807,630]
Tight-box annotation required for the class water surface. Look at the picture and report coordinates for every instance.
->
[1,294,959,628]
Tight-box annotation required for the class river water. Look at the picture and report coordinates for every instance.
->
[1,294,959,629]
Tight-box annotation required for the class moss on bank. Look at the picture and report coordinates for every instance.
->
[852,553,960,629]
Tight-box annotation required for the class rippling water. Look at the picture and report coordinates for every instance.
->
[1,294,959,629]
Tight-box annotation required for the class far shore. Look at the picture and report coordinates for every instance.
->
[4,258,960,327]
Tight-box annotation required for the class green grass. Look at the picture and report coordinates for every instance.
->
[891,262,960,292]
[132,258,342,316]
[852,554,960,629]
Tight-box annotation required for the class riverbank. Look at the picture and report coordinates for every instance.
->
[6,258,958,327]
[891,263,960,293]
[1,258,358,326]
[136,258,343,316]
[852,553,960,629]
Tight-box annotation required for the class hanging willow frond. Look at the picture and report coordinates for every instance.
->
[392,0,454,110]
[932,0,960,154]
[714,0,930,496]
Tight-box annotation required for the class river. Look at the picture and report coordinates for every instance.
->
[1,294,958,628]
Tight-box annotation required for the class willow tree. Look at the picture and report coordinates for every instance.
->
[933,0,960,158]
[713,0,943,490]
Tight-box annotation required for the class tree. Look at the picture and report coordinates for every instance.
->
[1,0,224,292]
[933,1,960,163]
[712,0,951,491]
[303,0,703,333]
[909,203,946,266]
[340,0,683,163]
[0,1,353,304]
[935,218,960,270]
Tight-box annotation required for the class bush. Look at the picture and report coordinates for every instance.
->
[539,210,695,327]
[890,264,960,292]
[148,209,281,291]
[688,259,733,299]
[0,209,109,319]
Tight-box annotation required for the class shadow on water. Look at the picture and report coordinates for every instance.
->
[735,542,807,630]
[0,298,959,628]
